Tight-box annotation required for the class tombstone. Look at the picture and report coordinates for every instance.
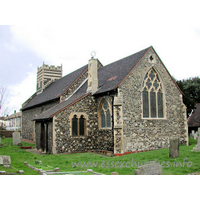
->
[190,130,195,139]
[194,133,198,140]
[0,156,11,165]
[192,132,200,152]
[169,138,179,158]
[135,162,162,175]
[12,131,21,145]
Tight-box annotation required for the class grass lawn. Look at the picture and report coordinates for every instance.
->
[0,138,199,175]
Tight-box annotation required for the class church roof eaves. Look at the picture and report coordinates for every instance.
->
[33,81,90,121]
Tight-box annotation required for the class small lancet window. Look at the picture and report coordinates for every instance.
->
[142,68,164,118]
[79,115,85,136]
[72,115,78,136]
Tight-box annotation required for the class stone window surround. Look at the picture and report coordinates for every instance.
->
[141,67,166,120]
[69,112,88,137]
[98,98,112,130]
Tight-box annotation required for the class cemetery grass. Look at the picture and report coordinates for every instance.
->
[0,138,199,175]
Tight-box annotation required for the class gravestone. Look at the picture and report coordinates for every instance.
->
[135,162,162,175]
[12,131,21,145]
[192,131,200,152]
[0,156,11,165]
[194,133,198,140]
[190,130,195,139]
[169,138,179,158]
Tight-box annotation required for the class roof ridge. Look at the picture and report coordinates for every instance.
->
[103,46,152,68]
[114,46,152,89]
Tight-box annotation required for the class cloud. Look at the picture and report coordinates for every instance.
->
[3,43,18,52]
[8,1,200,81]
[2,0,200,116]
[8,69,37,113]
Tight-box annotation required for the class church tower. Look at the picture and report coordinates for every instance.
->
[37,62,62,93]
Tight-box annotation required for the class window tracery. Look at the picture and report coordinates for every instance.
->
[142,68,164,118]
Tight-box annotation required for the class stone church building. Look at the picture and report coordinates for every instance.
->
[21,46,188,155]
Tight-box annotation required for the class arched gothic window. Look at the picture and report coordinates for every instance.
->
[100,99,111,128]
[142,68,164,118]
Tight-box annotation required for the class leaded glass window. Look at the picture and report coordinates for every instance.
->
[142,68,164,118]
[79,115,85,136]
[72,115,78,136]
[142,88,149,117]
[100,99,111,128]
[106,109,111,128]
[101,110,105,128]
[72,114,86,137]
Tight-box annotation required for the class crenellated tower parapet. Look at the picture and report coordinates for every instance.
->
[37,62,62,94]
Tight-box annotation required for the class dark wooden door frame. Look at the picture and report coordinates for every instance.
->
[40,122,49,153]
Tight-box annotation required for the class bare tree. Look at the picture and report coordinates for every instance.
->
[0,85,11,117]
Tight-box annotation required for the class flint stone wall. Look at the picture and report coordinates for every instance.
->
[120,48,188,153]
[54,94,114,154]
[60,70,88,101]
[0,130,16,138]
[22,100,59,141]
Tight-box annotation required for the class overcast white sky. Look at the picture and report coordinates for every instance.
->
[0,0,200,115]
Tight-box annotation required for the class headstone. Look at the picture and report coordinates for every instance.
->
[169,138,179,158]
[194,133,198,140]
[135,162,162,175]
[0,156,11,165]
[12,131,21,145]
[190,130,195,139]
[192,132,200,152]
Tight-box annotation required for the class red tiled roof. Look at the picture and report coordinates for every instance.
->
[188,103,200,127]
